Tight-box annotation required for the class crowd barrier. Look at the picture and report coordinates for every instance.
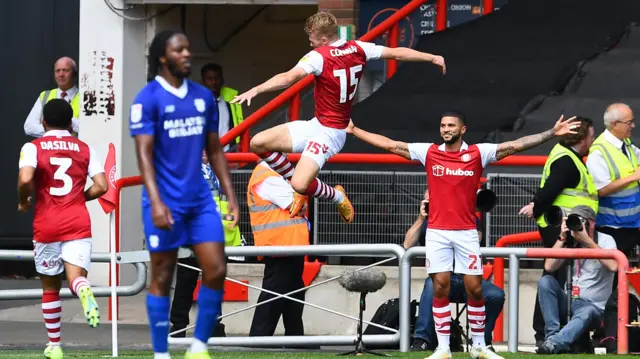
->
[0,244,630,356]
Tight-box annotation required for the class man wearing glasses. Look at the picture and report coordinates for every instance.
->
[585,102,640,352]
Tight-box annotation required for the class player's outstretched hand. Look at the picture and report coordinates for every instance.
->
[17,197,31,213]
[152,201,174,230]
[230,88,258,106]
[431,55,446,75]
[552,115,579,136]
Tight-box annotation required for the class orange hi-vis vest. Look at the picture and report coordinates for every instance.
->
[247,165,309,248]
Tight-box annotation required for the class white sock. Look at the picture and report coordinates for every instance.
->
[333,188,345,204]
[437,333,450,350]
[189,338,207,354]
[153,353,171,359]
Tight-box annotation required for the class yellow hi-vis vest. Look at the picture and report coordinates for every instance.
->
[213,193,241,247]
[219,87,243,144]
[536,144,599,228]
[588,133,640,227]
[40,89,80,119]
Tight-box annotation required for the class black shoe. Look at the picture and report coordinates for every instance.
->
[537,340,564,355]
[410,338,429,351]
[487,344,496,352]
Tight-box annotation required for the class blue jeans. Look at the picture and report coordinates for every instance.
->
[413,274,505,346]
[537,275,603,351]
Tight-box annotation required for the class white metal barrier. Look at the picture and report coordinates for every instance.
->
[165,244,406,349]
[2,244,629,355]
[0,250,147,300]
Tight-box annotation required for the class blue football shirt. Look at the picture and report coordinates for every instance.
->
[129,76,219,208]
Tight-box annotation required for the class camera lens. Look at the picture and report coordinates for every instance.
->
[566,214,584,231]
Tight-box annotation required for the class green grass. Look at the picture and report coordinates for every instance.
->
[0,351,637,359]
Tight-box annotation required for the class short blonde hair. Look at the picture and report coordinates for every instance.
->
[305,11,338,37]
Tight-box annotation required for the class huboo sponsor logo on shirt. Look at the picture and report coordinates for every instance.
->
[432,164,474,177]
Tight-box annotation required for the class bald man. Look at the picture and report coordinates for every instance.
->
[586,103,640,251]
[585,102,639,352]
[24,57,80,138]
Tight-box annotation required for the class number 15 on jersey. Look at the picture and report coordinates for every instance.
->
[333,65,363,103]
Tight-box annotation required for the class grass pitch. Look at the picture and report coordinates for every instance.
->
[0,351,637,359]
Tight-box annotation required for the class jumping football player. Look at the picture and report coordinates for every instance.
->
[18,99,107,359]
[347,113,578,359]
[231,11,446,224]
[130,30,239,359]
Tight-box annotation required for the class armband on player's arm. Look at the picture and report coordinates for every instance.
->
[349,125,411,160]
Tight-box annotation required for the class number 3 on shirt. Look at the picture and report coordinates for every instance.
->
[333,65,363,103]
[50,157,73,196]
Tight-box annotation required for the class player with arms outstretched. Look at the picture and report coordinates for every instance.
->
[17,99,108,359]
[347,112,578,359]
[130,30,239,359]
[231,11,446,223]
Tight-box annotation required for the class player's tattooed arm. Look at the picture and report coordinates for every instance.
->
[346,121,412,160]
[495,114,579,160]
[495,128,554,160]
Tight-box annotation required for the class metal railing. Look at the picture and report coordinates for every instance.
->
[486,173,544,248]
[401,246,631,354]
[164,244,406,348]
[0,250,146,300]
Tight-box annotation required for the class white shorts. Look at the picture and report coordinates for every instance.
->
[286,117,347,169]
[33,238,92,276]
[425,229,483,275]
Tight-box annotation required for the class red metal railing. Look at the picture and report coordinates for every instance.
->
[523,247,629,354]
[493,231,542,343]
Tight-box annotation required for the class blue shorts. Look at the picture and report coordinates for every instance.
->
[142,200,224,252]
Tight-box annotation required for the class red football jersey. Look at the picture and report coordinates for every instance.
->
[424,144,485,230]
[22,132,95,243]
[310,40,368,129]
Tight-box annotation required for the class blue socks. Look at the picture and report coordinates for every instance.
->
[146,293,171,354]
[193,285,223,344]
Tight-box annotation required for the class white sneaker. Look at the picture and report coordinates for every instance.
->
[425,346,452,359]
[470,345,504,359]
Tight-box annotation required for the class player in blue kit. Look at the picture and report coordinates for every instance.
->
[129,30,239,359]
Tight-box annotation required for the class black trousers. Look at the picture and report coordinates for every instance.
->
[249,256,306,336]
[170,255,226,337]
[533,225,569,342]
[170,256,200,334]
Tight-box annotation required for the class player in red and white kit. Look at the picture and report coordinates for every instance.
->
[347,112,578,359]
[17,99,108,359]
[231,11,446,223]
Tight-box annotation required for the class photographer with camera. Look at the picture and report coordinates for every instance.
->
[518,117,597,345]
[405,189,505,353]
[536,206,618,354]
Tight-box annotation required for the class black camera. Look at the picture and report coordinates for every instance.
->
[544,206,581,248]
[566,213,587,232]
